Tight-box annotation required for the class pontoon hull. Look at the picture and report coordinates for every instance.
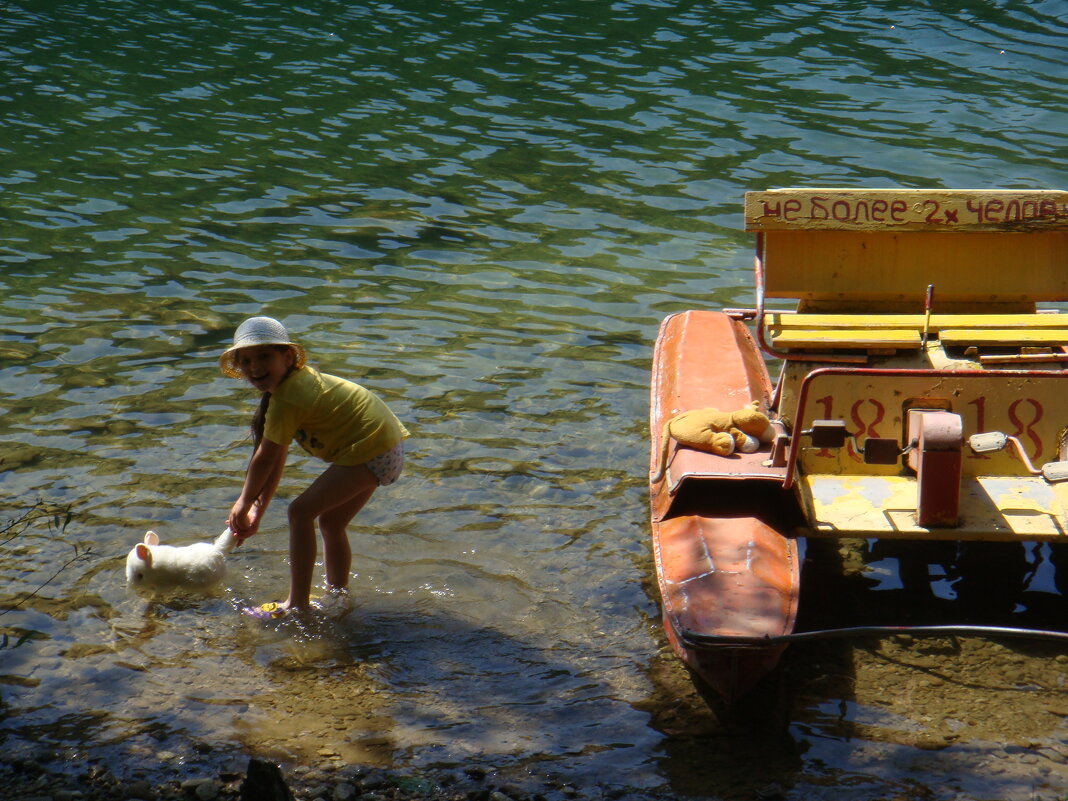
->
[649,310,800,703]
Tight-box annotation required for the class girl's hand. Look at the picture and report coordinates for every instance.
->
[229,499,265,545]
[228,501,256,543]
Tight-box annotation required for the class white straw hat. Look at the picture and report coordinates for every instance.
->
[219,316,307,378]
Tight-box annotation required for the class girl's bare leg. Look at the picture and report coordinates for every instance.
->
[283,464,377,609]
[320,484,375,588]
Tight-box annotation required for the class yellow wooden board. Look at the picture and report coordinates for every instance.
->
[767,312,1068,330]
[771,328,921,350]
[746,188,1068,232]
[938,328,1068,345]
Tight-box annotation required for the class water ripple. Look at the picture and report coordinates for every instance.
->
[2,0,1068,796]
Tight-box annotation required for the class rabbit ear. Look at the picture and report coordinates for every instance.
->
[135,543,153,566]
[144,531,160,546]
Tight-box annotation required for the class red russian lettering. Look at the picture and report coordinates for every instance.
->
[923,199,941,224]
[966,199,983,222]
[832,200,851,221]
[890,199,907,222]
[783,199,801,221]
[762,200,782,217]
[871,199,887,221]
[985,198,1003,222]
[811,196,829,220]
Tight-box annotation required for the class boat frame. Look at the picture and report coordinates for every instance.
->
[649,188,1068,703]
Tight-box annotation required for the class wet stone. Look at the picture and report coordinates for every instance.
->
[125,780,153,798]
[1042,746,1068,763]
[358,770,388,790]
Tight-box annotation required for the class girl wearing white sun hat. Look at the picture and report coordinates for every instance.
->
[220,316,409,619]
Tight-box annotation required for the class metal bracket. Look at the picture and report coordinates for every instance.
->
[968,431,1068,482]
[802,420,903,465]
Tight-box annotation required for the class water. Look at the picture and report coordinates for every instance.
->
[2,1,1068,798]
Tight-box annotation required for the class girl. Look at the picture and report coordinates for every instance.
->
[220,316,409,618]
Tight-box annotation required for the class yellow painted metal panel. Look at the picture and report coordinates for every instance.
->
[746,189,1068,232]
[799,475,1068,541]
[781,370,1068,480]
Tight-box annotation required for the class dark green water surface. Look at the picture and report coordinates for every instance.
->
[2,1,1068,798]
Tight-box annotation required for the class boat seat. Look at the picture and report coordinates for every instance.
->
[770,328,921,350]
[938,327,1068,346]
[766,312,1068,351]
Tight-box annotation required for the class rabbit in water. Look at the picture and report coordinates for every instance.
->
[126,528,237,592]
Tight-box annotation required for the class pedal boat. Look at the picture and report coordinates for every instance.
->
[649,188,1068,704]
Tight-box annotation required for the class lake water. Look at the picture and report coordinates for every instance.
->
[2,1,1068,798]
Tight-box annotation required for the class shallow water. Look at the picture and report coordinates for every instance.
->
[2,1,1068,798]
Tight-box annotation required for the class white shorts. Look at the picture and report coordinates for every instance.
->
[366,441,405,486]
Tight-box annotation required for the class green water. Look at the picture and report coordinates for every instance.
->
[2,1,1068,798]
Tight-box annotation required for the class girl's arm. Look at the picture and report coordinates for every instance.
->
[229,438,287,542]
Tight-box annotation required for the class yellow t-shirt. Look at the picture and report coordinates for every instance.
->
[263,366,409,465]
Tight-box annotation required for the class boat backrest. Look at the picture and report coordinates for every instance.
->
[744,189,1068,313]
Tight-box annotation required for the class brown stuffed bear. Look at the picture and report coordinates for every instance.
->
[651,402,774,482]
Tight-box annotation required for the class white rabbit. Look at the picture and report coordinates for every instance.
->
[125,528,237,592]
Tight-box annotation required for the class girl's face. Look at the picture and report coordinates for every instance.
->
[234,345,296,392]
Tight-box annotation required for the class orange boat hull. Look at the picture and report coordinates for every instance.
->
[649,310,800,703]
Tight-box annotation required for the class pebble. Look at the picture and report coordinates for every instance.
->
[358,769,388,790]
[756,784,787,800]
[1040,746,1068,764]
[125,780,153,799]
[179,777,220,800]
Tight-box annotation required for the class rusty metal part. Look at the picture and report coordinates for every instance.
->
[906,410,964,527]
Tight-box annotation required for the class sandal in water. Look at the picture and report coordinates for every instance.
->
[242,601,288,620]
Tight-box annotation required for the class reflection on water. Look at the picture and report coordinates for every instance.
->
[3,0,1068,798]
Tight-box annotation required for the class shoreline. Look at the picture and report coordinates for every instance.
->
[0,755,679,801]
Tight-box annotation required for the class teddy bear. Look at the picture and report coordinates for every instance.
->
[651,402,775,482]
